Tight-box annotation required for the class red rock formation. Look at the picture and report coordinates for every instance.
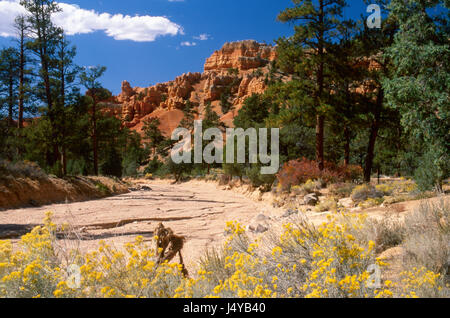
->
[204,40,277,71]
[106,40,277,136]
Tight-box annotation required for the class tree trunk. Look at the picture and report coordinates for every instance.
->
[364,89,383,183]
[36,9,59,169]
[344,125,351,166]
[62,147,67,176]
[8,76,14,127]
[92,98,99,176]
[316,0,325,171]
[18,33,25,129]
[316,115,325,170]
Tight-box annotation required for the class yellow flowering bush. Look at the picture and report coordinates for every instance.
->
[358,197,385,209]
[399,267,448,298]
[0,210,447,298]
[315,197,338,212]
[0,212,64,298]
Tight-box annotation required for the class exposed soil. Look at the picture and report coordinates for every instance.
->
[0,176,129,210]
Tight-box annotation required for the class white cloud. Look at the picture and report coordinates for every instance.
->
[193,33,210,41]
[180,41,196,47]
[0,0,182,42]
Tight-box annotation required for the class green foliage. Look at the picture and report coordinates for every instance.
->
[219,91,233,115]
[414,147,449,192]
[245,164,276,191]
[167,157,192,182]
[351,184,383,203]
[233,94,270,129]
[100,147,122,178]
[384,0,450,189]
[227,68,239,76]
[179,100,198,129]
[143,117,170,158]
[144,157,163,175]
[0,159,47,180]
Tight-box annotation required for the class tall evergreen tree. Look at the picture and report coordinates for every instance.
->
[0,48,19,128]
[277,0,348,170]
[21,0,64,168]
[52,35,79,175]
[143,117,169,158]
[14,15,32,129]
[179,100,198,130]
[351,0,398,182]
[79,66,109,176]
[327,20,364,166]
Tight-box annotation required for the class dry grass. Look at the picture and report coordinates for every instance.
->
[402,200,449,274]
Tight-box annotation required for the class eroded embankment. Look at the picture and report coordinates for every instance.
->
[0,175,129,210]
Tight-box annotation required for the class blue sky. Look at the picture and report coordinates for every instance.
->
[0,0,369,95]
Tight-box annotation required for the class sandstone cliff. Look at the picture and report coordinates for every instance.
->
[104,40,277,136]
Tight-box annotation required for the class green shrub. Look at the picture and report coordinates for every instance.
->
[351,184,383,203]
[245,164,276,192]
[329,183,356,198]
[95,181,111,195]
[375,184,394,196]
[414,149,449,191]
[100,148,123,178]
[315,197,338,212]
[302,179,321,194]
[144,158,163,175]
[0,160,47,180]
[223,162,244,181]
[167,158,192,182]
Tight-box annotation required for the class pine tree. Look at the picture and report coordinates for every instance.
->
[21,0,64,168]
[202,101,224,174]
[277,0,348,170]
[352,0,397,182]
[327,20,363,166]
[52,34,79,175]
[143,117,170,158]
[79,66,109,176]
[13,15,32,130]
[179,100,198,130]
[0,48,20,128]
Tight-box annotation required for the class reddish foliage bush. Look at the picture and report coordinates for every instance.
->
[277,158,363,190]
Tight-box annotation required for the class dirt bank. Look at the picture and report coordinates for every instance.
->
[0,175,129,210]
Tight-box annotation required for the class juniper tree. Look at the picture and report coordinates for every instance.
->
[384,0,450,190]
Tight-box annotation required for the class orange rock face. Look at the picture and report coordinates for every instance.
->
[106,40,277,137]
[204,40,277,71]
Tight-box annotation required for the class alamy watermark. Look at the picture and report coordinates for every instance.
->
[170,120,280,175]
[367,4,382,29]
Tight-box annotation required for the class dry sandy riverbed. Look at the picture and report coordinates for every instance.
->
[0,179,276,271]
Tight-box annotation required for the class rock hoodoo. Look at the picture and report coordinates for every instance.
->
[102,40,277,136]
